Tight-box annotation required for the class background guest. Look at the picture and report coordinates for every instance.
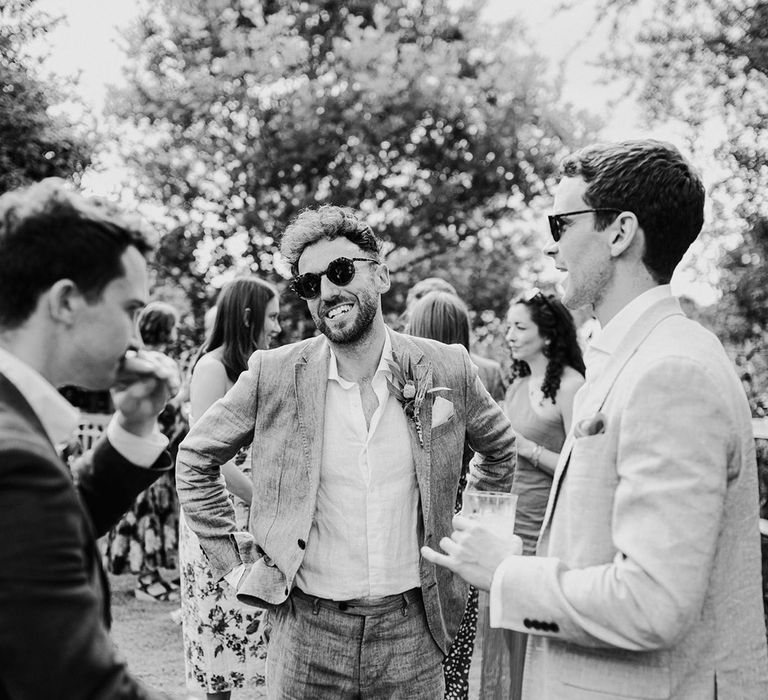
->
[405,277,506,401]
[501,287,584,699]
[104,300,184,601]
[179,275,280,700]
[407,290,479,700]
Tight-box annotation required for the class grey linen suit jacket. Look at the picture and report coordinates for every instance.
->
[177,329,516,653]
[493,297,768,699]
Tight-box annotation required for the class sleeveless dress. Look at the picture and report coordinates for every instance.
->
[502,377,567,700]
[179,368,267,694]
[504,377,566,555]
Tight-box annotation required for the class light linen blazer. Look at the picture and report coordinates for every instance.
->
[177,329,516,653]
[493,296,768,699]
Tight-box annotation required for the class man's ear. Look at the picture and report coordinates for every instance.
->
[608,212,641,259]
[46,279,84,325]
[375,263,391,294]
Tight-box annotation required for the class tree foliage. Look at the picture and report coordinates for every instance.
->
[0,0,93,193]
[109,0,595,341]
[587,0,768,412]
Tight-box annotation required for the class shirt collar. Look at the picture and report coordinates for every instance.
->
[590,285,672,356]
[327,330,394,388]
[0,346,80,446]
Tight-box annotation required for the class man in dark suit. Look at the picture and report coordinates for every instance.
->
[0,179,180,699]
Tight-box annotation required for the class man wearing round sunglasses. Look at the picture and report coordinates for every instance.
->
[177,205,517,698]
[423,140,768,698]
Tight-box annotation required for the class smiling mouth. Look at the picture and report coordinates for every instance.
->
[326,303,353,320]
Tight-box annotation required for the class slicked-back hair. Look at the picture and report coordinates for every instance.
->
[201,276,277,383]
[0,178,153,329]
[408,291,471,351]
[561,139,705,284]
[138,301,179,348]
[510,291,585,402]
[280,205,382,274]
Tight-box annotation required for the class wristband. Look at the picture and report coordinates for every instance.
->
[532,443,542,469]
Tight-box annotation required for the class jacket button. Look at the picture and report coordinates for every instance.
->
[551,622,559,633]
[531,619,542,630]
[523,618,532,629]
[297,539,306,550]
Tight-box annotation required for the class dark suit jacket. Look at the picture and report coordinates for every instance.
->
[0,373,172,699]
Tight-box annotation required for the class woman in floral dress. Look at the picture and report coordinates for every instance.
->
[179,276,281,700]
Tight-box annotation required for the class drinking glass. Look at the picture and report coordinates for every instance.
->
[462,490,518,540]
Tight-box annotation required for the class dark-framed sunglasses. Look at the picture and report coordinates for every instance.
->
[547,208,623,242]
[291,257,379,300]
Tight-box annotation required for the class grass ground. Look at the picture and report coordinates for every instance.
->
[109,570,265,699]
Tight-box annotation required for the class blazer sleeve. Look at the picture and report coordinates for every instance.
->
[75,436,172,537]
[0,439,167,699]
[176,350,260,580]
[462,348,516,493]
[491,357,734,650]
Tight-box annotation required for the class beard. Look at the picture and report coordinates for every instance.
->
[312,290,379,345]
[562,259,614,312]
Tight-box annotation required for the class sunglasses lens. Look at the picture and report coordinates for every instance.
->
[548,216,561,242]
[293,274,321,299]
[326,258,356,287]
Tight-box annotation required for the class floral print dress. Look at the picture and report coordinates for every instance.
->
[179,448,268,694]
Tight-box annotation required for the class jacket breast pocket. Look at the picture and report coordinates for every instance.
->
[568,433,617,485]
[430,414,457,440]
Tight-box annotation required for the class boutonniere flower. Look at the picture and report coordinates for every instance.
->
[386,354,450,448]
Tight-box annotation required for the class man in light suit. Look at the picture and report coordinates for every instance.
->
[176,205,516,698]
[0,179,180,699]
[424,140,768,698]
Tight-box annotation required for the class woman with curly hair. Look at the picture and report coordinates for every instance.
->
[502,288,585,699]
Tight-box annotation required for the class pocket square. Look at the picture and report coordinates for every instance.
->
[431,396,455,428]
[574,412,607,438]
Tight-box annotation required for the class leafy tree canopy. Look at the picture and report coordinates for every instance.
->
[109,0,596,340]
[0,0,93,193]
[585,0,768,412]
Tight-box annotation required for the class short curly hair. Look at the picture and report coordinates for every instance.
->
[280,205,382,274]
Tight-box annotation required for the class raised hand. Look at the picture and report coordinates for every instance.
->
[421,513,523,590]
[111,349,181,437]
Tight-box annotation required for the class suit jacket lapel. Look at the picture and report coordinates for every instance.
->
[0,373,55,453]
[294,337,330,498]
[539,297,685,540]
[389,331,433,527]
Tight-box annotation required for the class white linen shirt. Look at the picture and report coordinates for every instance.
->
[294,331,421,599]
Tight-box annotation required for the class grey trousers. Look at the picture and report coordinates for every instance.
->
[266,588,445,699]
